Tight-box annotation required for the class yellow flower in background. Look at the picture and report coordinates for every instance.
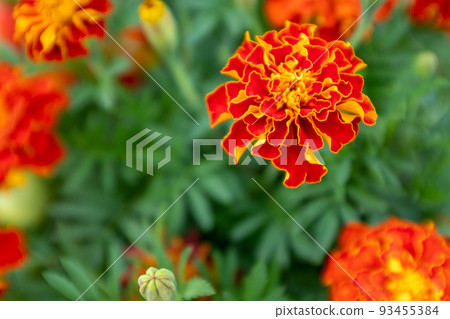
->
[13,0,112,61]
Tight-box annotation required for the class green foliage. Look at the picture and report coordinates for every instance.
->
[2,0,449,302]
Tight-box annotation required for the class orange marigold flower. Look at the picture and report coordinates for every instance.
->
[322,218,450,301]
[0,63,67,188]
[13,0,112,61]
[411,0,450,32]
[205,23,377,188]
[264,0,362,42]
[0,227,26,299]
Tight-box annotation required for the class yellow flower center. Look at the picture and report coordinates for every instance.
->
[386,258,443,301]
[273,69,315,113]
[139,0,165,25]
[38,0,79,24]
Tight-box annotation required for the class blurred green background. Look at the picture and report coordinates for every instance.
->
[1,0,449,300]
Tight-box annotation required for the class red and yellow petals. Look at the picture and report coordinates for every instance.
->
[323,219,450,301]
[272,145,327,187]
[243,114,268,136]
[313,111,358,153]
[0,63,67,188]
[14,0,112,62]
[296,117,324,150]
[206,84,232,127]
[222,120,256,160]
[205,22,376,187]
[338,96,378,126]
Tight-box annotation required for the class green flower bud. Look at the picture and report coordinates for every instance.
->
[414,51,438,76]
[138,267,177,301]
[139,0,178,57]
[0,173,49,228]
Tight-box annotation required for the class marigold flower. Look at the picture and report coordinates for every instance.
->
[411,0,450,32]
[0,63,67,189]
[264,0,362,41]
[0,227,26,299]
[205,23,377,187]
[13,0,112,61]
[322,218,450,301]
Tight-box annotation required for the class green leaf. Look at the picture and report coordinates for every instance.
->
[187,187,214,231]
[312,209,340,252]
[60,258,104,301]
[43,273,81,300]
[231,214,267,241]
[182,277,215,300]
[178,246,193,285]
[242,262,267,301]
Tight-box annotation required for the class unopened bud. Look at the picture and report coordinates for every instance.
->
[414,51,438,76]
[138,267,177,301]
[138,0,178,57]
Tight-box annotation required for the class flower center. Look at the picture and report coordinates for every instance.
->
[273,69,314,113]
[385,258,442,301]
[38,0,79,24]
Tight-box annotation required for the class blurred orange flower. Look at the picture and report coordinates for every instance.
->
[322,218,450,301]
[411,0,450,32]
[206,23,377,187]
[13,0,112,61]
[0,227,26,298]
[264,0,362,41]
[0,63,68,189]
[374,0,401,21]
[117,26,158,89]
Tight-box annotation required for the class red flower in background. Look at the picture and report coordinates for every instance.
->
[374,0,449,32]
[0,0,20,49]
[264,0,362,41]
[375,0,401,21]
[0,228,26,298]
[13,0,112,61]
[322,218,450,301]
[411,0,450,32]
[206,23,377,187]
[0,63,68,189]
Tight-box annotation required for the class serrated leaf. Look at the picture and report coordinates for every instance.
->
[182,277,215,300]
